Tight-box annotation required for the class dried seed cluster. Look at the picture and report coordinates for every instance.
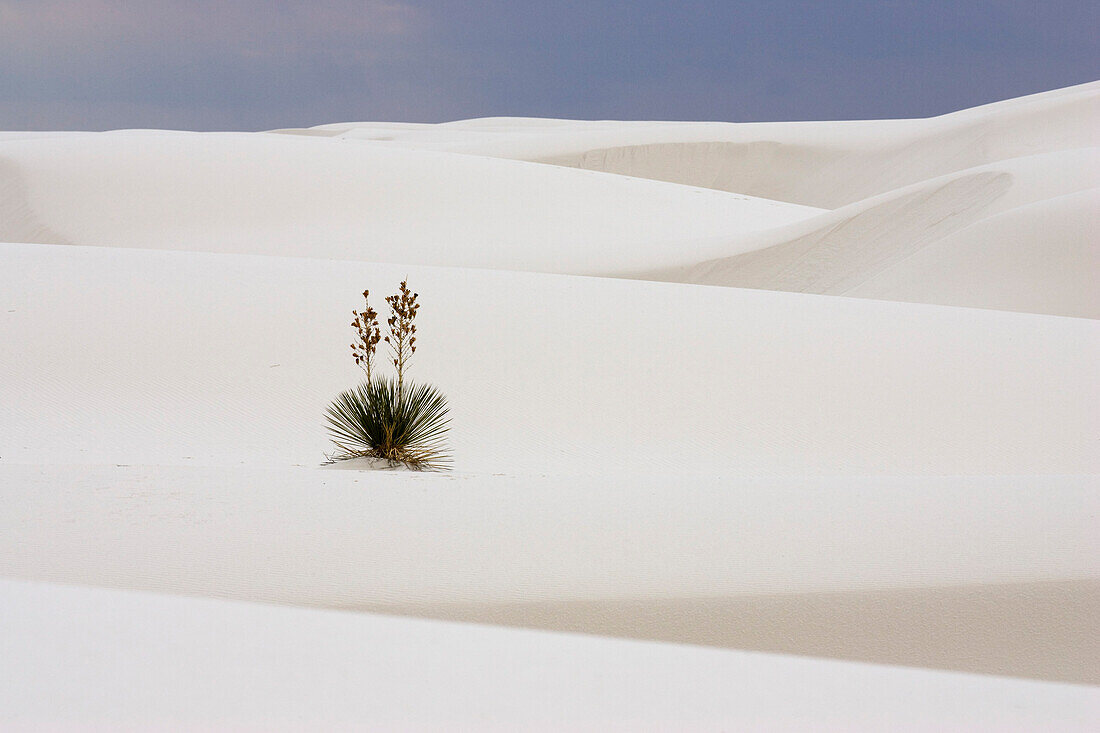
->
[350,289,381,381]
[383,279,419,396]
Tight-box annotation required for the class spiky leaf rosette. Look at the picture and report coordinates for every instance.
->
[326,376,451,471]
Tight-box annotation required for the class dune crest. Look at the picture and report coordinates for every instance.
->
[276,82,1100,318]
[0,131,819,275]
[293,81,1099,208]
[662,148,1100,318]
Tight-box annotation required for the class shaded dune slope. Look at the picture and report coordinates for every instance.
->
[379,579,1100,684]
[2,464,1096,683]
[845,189,1100,317]
[663,150,1100,318]
[7,580,1096,731]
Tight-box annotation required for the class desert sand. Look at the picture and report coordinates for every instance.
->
[279,80,1100,317]
[3,578,1098,731]
[1,81,1098,727]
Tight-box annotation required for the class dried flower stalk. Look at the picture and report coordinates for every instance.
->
[384,279,419,399]
[350,289,381,381]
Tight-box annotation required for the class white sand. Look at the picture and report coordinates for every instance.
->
[308,81,1097,208]
[2,464,1097,683]
[0,131,820,275]
[280,81,1100,317]
[665,150,1100,317]
[3,244,1096,475]
[5,580,1097,732]
[2,81,1098,726]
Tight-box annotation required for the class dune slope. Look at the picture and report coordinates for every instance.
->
[2,242,1098,682]
[275,82,1100,318]
[2,465,1097,683]
[664,149,1100,318]
[289,81,1100,209]
[845,189,1100,316]
[0,132,819,275]
[2,81,1098,716]
[6,580,1097,731]
[3,243,1096,475]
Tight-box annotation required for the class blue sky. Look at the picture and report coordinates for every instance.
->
[1,0,1097,130]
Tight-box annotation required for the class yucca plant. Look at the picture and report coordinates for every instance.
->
[326,281,451,470]
[326,376,451,470]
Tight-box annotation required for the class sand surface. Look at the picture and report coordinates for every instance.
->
[2,464,1097,684]
[5,579,1097,732]
[303,81,1097,208]
[0,131,820,275]
[2,81,1098,726]
[281,81,1100,317]
[3,244,1097,475]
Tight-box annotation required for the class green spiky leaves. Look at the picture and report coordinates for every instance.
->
[326,376,451,471]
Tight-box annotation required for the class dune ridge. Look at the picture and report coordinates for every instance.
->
[658,149,1100,317]
[290,81,1099,208]
[281,82,1100,317]
[0,131,819,275]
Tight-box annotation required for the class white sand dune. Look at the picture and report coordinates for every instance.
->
[1,464,1097,683]
[289,81,1100,208]
[662,150,1100,318]
[2,81,1099,725]
[6,581,1097,732]
[0,131,819,275]
[3,243,1096,475]
[275,82,1100,317]
[4,82,1095,316]
[844,188,1100,316]
[2,242,1098,686]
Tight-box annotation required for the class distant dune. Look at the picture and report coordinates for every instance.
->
[280,81,1100,317]
[0,132,819,274]
[664,149,1100,317]
[302,81,1097,207]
